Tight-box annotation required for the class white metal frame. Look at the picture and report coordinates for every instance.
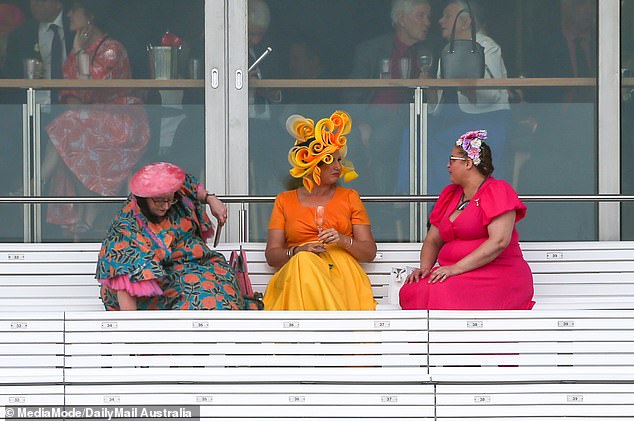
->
[598,0,621,240]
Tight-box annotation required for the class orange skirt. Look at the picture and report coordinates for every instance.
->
[263,245,376,310]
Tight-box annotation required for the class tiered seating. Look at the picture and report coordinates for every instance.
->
[64,310,434,420]
[0,312,65,419]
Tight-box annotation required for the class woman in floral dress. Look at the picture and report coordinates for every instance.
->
[44,0,149,235]
[97,162,245,311]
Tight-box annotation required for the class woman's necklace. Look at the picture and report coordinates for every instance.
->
[456,177,488,211]
[456,194,470,211]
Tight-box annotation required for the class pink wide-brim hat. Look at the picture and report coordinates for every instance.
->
[129,162,186,197]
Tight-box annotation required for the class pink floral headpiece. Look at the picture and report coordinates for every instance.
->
[456,130,487,166]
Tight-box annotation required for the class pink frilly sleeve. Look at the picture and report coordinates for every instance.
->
[429,184,460,226]
[479,179,527,226]
[98,274,163,297]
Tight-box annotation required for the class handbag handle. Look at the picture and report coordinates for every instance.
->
[448,1,478,53]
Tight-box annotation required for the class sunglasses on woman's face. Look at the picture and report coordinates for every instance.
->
[449,156,467,164]
[150,197,178,206]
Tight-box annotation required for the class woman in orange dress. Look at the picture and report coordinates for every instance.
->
[263,111,377,310]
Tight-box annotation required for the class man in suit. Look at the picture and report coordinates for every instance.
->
[344,0,433,104]
[6,0,72,97]
[340,0,433,241]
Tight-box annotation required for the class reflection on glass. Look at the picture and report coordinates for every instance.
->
[0,104,26,242]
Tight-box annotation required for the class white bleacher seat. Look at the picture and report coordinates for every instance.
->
[428,310,634,382]
[3,241,634,311]
[65,384,435,420]
[0,312,64,384]
[63,310,429,384]
[435,384,634,419]
[0,385,65,419]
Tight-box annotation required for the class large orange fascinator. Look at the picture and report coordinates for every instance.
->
[286,110,358,192]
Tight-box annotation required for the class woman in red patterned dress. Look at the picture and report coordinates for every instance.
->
[399,130,534,310]
[44,0,149,236]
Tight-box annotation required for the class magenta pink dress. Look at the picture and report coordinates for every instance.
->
[399,177,535,310]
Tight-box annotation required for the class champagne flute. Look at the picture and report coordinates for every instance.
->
[315,206,325,233]
[399,57,411,79]
[418,55,433,77]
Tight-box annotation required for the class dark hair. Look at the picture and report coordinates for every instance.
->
[456,141,494,176]
[135,196,158,224]
[71,0,111,31]
[449,0,485,32]
[134,195,181,224]
[475,142,494,176]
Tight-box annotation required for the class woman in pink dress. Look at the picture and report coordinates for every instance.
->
[44,0,149,236]
[399,130,534,310]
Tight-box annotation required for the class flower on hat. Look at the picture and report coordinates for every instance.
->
[456,129,487,166]
[286,110,358,192]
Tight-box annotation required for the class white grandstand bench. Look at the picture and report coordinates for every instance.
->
[64,383,435,420]
[0,385,65,419]
[0,313,65,418]
[0,312,64,384]
[435,383,634,420]
[3,241,634,311]
[428,310,634,382]
[429,310,634,419]
[63,310,433,420]
[63,310,429,384]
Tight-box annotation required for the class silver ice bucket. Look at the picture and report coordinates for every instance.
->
[149,46,178,79]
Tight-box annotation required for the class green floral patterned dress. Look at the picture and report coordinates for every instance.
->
[96,174,245,310]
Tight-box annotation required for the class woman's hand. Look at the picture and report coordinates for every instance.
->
[318,227,341,245]
[208,195,228,225]
[295,242,326,255]
[72,24,94,53]
[427,265,461,284]
[404,267,431,284]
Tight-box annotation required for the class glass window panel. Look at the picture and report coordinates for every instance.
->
[0,101,26,242]
[248,0,599,242]
[0,0,205,242]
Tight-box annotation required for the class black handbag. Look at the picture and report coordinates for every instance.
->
[440,1,485,79]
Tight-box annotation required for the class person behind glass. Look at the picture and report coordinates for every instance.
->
[428,0,510,193]
[345,0,433,103]
[97,162,246,311]
[5,0,72,83]
[41,0,149,237]
[399,130,534,310]
[342,0,433,228]
[3,0,71,199]
[248,0,281,119]
[263,111,377,310]
[0,3,25,77]
[527,0,596,103]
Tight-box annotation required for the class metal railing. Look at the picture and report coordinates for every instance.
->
[2,194,634,204]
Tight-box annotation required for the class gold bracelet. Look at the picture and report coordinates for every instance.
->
[286,246,295,258]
